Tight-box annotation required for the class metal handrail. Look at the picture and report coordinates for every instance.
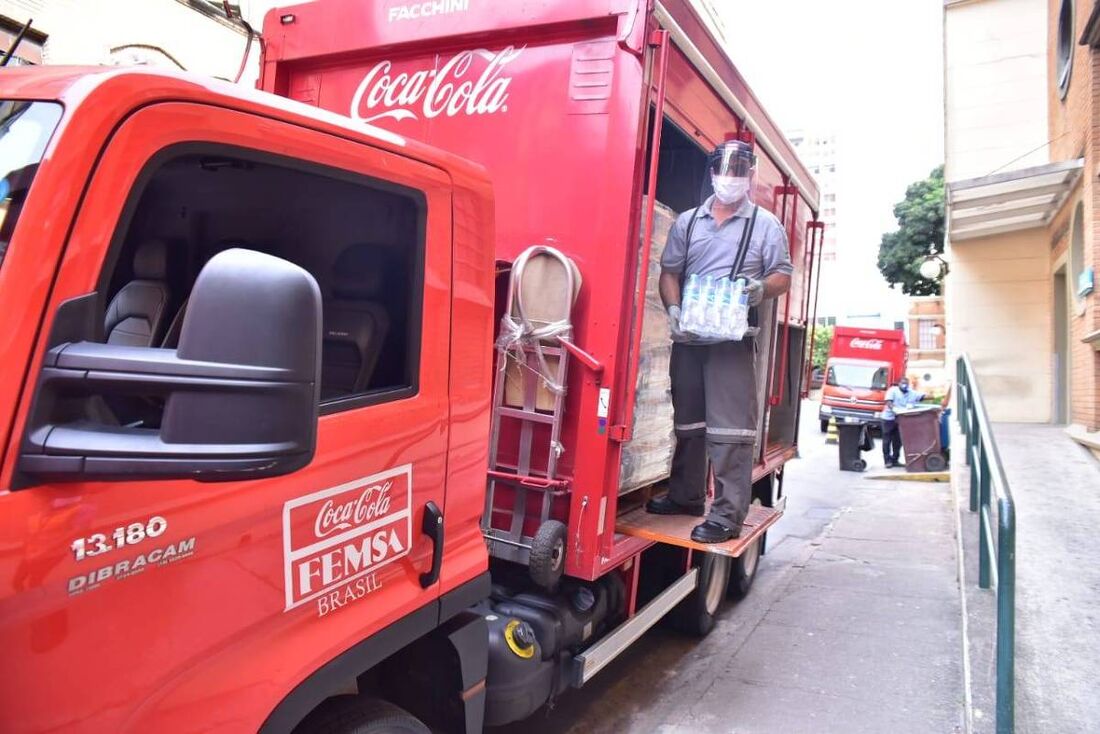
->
[956,354,1016,734]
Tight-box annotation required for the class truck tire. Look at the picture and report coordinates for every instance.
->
[528,520,567,589]
[728,537,761,600]
[729,497,764,600]
[670,552,731,637]
[294,696,429,734]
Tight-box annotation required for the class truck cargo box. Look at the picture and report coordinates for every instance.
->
[263,0,824,579]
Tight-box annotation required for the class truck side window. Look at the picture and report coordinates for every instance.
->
[99,145,425,425]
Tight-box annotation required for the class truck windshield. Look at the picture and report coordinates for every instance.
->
[827,363,889,390]
[0,100,62,271]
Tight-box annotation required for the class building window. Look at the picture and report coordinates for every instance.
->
[0,18,46,66]
[1057,0,1074,99]
[918,319,938,350]
[824,193,836,203]
[1071,200,1086,300]
[823,208,836,217]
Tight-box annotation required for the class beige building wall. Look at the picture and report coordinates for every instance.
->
[945,0,1049,180]
[946,228,1052,421]
[944,0,1051,421]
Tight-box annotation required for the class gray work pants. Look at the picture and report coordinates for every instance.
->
[668,340,757,530]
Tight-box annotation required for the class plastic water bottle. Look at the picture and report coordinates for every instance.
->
[714,277,733,337]
[701,275,717,337]
[732,278,750,340]
[688,275,711,334]
[681,274,701,332]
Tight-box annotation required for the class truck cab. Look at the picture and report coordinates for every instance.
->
[0,67,495,733]
[818,327,908,430]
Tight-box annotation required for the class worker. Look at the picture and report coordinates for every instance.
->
[881,376,924,468]
[646,139,792,543]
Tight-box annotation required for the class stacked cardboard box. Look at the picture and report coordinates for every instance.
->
[619,200,677,494]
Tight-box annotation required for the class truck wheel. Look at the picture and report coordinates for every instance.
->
[670,552,731,637]
[728,537,761,600]
[529,520,567,590]
[295,696,429,734]
[729,497,764,600]
[820,418,829,433]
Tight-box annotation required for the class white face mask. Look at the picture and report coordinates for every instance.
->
[712,174,750,205]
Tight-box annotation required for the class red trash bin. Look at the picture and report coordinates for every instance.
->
[895,406,947,472]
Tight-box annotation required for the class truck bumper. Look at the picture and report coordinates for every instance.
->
[819,405,882,427]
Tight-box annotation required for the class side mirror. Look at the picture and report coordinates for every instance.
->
[19,249,322,483]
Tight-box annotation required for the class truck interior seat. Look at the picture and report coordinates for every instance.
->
[321,244,391,400]
[161,240,251,349]
[103,238,171,347]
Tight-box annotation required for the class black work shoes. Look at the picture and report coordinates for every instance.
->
[645,495,705,517]
[690,520,740,544]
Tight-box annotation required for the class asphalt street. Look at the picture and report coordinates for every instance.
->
[495,399,965,734]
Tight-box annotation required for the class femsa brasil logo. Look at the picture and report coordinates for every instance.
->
[282,465,411,611]
[849,338,884,350]
[350,46,524,125]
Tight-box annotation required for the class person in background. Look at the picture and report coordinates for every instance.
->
[881,376,924,468]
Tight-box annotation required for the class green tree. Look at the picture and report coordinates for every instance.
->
[877,165,945,296]
[812,325,834,369]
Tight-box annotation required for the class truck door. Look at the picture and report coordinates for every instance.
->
[0,102,453,732]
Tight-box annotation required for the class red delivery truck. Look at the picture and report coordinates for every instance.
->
[818,326,908,431]
[0,1,824,732]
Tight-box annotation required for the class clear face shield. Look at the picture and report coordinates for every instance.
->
[701,140,755,205]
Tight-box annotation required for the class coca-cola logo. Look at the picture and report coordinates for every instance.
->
[314,481,393,539]
[282,465,412,612]
[350,46,524,125]
[850,338,884,350]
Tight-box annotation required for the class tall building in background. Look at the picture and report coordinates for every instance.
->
[787,130,847,327]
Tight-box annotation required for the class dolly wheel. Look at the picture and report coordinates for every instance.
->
[294,696,429,734]
[529,520,567,589]
[925,453,947,472]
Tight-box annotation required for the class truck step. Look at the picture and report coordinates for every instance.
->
[615,502,781,557]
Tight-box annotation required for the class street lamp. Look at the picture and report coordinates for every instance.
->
[919,254,948,281]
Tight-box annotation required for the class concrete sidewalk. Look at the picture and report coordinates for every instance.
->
[496,403,966,733]
[957,423,1100,734]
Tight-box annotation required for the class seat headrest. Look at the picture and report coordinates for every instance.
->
[332,244,390,300]
[133,239,168,280]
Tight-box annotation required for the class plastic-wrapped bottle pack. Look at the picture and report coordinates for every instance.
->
[680,273,749,340]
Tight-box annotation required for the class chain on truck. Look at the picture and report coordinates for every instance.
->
[0,1,825,731]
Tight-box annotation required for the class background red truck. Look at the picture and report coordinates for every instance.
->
[0,1,823,732]
[818,326,908,431]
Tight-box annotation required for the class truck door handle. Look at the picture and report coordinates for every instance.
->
[419,501,443,588]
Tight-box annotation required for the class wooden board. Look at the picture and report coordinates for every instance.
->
[616,503,782,558]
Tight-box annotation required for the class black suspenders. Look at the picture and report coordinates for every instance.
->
[682,204,759,281]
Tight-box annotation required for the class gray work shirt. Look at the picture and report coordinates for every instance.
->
[660,195,793,282]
